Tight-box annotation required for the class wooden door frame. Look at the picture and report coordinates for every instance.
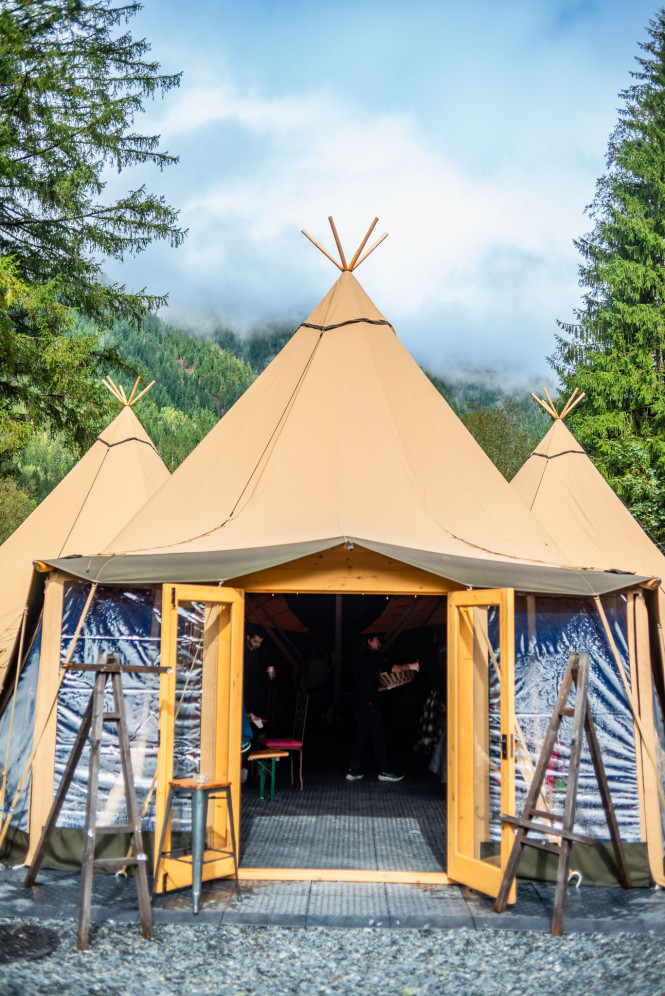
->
[154,583,244,893]
[447,588,516,900]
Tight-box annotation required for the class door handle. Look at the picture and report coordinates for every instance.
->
[501,734,514,760]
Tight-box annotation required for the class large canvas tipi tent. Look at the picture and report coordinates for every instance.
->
[0,379,169,688]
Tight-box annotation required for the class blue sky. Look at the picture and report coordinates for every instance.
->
[108,1,660,382]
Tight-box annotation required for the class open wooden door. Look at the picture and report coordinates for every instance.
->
[447,588,516,900]
[154,584,244,893]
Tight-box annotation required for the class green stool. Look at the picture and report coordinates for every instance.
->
[153,777,241,914]
[247,749,289,802]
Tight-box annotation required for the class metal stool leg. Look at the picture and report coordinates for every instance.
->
[191,789,206,915]
[270,758,276,803]
[223,787,241,901]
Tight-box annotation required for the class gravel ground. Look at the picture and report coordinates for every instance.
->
[0,917,663,996]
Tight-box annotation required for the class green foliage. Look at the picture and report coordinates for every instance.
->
[8,308,256,496]
[0,1,183,465]
[550,11,665,542]
[107,314,256,418]
[0,0,184,324]
[133,402,217,473]
[0,476,36,542]
[425,367,548,479]
[460,398,547,481]
[14,430,77,503]
[244,322,293,372]
[0,256,117,469]
[610,438,665,539]
[422,370,461,413]
[213,321,293,373]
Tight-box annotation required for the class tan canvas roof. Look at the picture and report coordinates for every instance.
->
[511,415,665,579]
[0,404,169,678]
[102,271,576,577]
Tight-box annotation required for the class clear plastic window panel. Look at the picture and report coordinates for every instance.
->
[54,582,162,829]
[513,595,640,842]
[483,607,503,849]
[170,600,205,834]
[0,621,42,831]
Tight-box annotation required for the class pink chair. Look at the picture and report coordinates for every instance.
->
[263,695,308,790]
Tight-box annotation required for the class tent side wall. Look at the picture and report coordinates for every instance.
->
[2,564,664,887]
[8,573,163,863]
[509,591,664,887]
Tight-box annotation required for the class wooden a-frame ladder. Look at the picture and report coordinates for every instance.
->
[24,653,165,949]
[494,651,632,935]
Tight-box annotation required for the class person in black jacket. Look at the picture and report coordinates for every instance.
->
[346,634,404,783]
[243,627,275,728]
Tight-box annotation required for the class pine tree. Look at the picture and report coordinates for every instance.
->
[0,1,184,460]
[0,0,184,320]
[550,10,665,541]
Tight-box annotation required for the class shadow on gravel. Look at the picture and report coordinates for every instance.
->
[0,923,59,963]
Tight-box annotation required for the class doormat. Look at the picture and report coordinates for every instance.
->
[242,814,443,871]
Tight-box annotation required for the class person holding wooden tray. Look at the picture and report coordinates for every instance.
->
[346,634,416,783]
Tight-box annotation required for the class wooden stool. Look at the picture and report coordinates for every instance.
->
[247,749,288,802]
[153,777,240,914]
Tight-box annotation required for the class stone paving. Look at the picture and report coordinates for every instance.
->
[1,865,665,934]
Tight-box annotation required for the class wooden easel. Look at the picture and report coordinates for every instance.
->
[495,652,632,935]
[24,653,167,949]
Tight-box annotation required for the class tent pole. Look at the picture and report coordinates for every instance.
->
[348,218,378,270]
[333,595,343,716]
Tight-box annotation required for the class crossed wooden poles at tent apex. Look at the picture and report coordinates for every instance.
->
[102,374,156,408]
[531,387,585,421]
[301,217,389,272]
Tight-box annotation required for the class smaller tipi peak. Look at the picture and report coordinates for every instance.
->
[301,216,388,272]
[102,375,155,408]
[531,387,585,421]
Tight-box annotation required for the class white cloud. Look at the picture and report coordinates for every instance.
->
[122,81,591,378]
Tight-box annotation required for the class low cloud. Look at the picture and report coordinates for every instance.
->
[113,81,591,377]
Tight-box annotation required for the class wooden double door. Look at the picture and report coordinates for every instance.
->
[153,583,516,900]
